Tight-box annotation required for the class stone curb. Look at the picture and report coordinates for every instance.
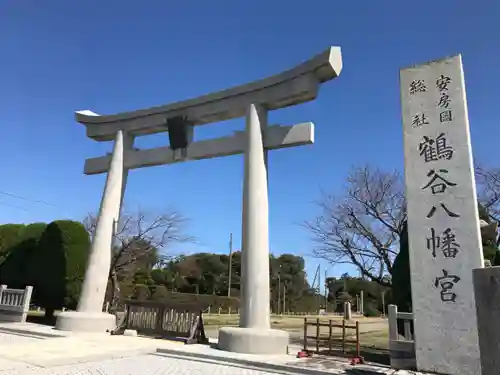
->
[155,348,362,375]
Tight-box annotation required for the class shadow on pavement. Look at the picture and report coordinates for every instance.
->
[153,352,317,375]
[27,314,56,326]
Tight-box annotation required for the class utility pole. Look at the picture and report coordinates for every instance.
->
[360,290,364,315]
[382,290,386,317]
[311,265,319,290]
[317,264,321,314]
[282,284,286,315]
[310,264,320,315]
[324,269,328,312]
[227,233,233,297]
[277,267,281,315]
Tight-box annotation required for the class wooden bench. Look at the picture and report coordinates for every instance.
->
[0,285,33,323]
[111,300,208,344]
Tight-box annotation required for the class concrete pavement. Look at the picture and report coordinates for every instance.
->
[0,323,431,375]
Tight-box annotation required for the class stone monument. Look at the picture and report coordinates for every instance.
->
[473,266,500,375]
[359,290,364,315]
[55,46,343,355]
[401,55,483,374]
[343,301,352,320]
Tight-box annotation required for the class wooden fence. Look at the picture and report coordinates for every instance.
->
[112,300,208,344]
[302,317,360,357]
[203,309,348,317]
[388,304,416,370]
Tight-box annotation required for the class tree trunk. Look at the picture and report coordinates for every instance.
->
[45,307,55,319]
[108,269,120,313]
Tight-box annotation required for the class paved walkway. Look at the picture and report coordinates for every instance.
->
[0,323,429,375]
[0,352,426,375]
[0,353,306,375]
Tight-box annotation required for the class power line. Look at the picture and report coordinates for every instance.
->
[0,201,30,212]
[0,190,57,207]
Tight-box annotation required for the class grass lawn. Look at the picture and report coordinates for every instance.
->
[203,314,313,328]
[203,314,385,328]
[359,329,389,349]
[299,326,390,364]
[203,314,352,327]
[204,314,390,357]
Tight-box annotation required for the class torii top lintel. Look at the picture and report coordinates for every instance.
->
[77,46,342,142]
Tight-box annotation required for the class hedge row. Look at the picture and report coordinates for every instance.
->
[0,220,90,314]
[126,284,241,309]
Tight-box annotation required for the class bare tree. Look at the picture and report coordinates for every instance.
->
[83,208,194,311]
[304,166,406,287]
[476,164,500,221]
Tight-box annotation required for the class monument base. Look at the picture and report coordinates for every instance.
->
[218,327,289,354]
[55,311,116,333]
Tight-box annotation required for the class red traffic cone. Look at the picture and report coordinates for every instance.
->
[296,350,312,358]
[349,356,364,365]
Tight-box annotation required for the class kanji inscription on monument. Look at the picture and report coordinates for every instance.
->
[401,55,483,375]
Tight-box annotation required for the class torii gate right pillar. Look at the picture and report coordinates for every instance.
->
[218,103,289,354]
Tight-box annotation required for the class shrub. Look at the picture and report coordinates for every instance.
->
[151,285,169,301]
[0,224,26,263]
[334,291,352,313]
[363,302,380,317]
[0,223,46,288]
[34,220,90,316]
[127,287,240,310]
[133,284,151,300]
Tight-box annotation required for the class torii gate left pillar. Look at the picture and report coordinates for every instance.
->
[56,130,134,332]
[55,46,342,355]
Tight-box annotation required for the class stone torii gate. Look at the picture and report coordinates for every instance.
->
[55,46,342,354]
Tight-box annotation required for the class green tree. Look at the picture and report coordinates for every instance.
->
[196,253,228,295]
[326,274,388,314]
[0,223,47,288]
[270,254,310,313]
[151,285,169,301]
[226,251,242,296]
[34,220,90,317]
[133,284,150,300]
[390,221,411,312]
[132,251,311,313]
[363,301,381,317]
[0,224,26,264]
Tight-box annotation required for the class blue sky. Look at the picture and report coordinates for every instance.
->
[1,1,499,283]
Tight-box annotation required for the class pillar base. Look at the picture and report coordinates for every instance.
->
[218,327,289,354]
[55,311,116,333]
